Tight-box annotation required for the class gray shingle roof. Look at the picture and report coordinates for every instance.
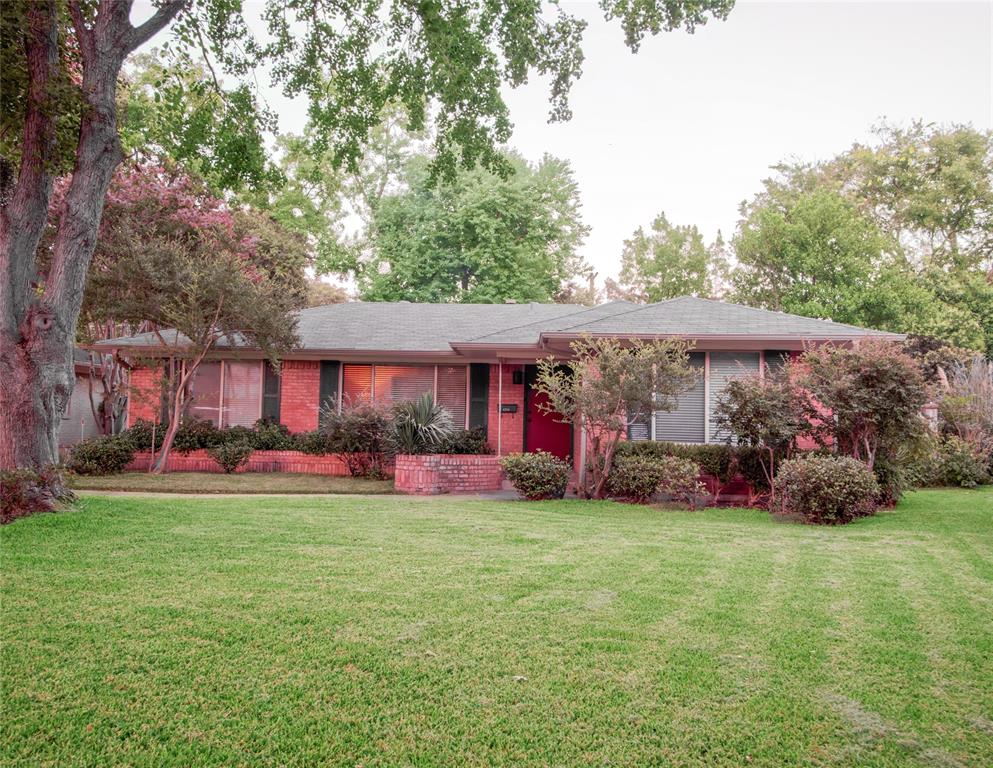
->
[93,297,901,353]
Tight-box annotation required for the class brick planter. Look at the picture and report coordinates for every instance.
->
[394,454,503,495]
[125,449,365,476]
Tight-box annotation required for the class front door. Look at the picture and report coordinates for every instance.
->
[524,365,572,460]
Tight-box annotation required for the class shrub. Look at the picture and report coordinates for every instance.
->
[251,419,295,451]
[437,428,492,455]
[172,418,225,453]
[501,451,571,500]
[935,436,990,488]
[207,442,253,473]
[320,400,391,477]
[608,454,704,505]
[774,455,879,525]
[66,435,135,475]
[293,430,336,455]
[390,393,454,455]
[1,468,74,524]
[120,419,164,452]
[616,441,736,483]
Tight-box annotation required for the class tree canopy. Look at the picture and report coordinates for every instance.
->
[345,152,591,303]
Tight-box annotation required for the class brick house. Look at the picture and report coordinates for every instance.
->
[91,297,902,469]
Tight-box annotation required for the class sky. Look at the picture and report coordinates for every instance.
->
[135,1,993,286]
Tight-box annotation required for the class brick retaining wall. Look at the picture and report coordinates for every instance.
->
[394,454,504,495]
[126,450,356,476]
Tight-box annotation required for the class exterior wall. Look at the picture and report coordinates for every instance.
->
[59,373,102,448]
[279,360,321,433]
[394,454,503,495]
[125,449,355,476]
[487,363,526,455]
[128,365,163,425]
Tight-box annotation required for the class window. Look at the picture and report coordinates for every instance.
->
[262,362,281,423]
[437,365,468,428]
[654,351,706,443]
[222,361,262,427]
[708,352,760,443]
[189,361,222,424]
[342,364,372,405]
[373,365,434,406]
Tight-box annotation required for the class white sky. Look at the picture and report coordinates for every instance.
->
[137,1,993,285]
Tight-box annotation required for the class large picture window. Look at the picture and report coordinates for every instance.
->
[339,363,469,427]
[187,360,263,427]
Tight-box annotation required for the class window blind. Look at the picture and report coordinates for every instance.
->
[222,361,262,428]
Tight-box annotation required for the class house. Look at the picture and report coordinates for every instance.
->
[91,297,901,462]
[58,349,105,449]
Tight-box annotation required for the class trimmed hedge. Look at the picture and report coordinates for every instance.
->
[207,442,253,473]
[66,435,136,475]
[774,455,879,525]
[615,440,769,491]
[501,451,571,500]
[437,428,492,455]
[607,454,703,504]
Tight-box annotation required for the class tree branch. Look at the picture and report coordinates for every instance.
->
[123,0,188,54]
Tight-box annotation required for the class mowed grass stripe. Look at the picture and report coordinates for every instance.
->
[3,490,992,766]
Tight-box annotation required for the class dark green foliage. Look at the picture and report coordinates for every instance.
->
[607,454,703,504]
[389,394,454,455]
[616,441,737,483]
[251,419,296,451]
[774,455,879,525]
[120,419,165,452]
[319,401,392,477]
[65,436,135,476]
[1,468,73,524]
[934,436,991,488]
[292,430,337,456]
[171,419,227,454]
[437,428,492,455]
[500,451,571,500]
[207,442,253,474]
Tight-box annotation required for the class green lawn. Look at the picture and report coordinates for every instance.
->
[3,490,992,767]
[69,471,393,494]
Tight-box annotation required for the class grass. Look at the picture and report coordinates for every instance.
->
[3,489,992,767]
[68,471,393,494]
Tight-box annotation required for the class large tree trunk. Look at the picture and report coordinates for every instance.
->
[0,0,185,472]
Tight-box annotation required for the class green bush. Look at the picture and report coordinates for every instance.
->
[935,436,990,488]
[1,468,73,524]
[501,451,571,500]
[66,435,135,475]
[251,419,295,450]
[320,401,392,477]
[293,430,336,455]
[774,455,879,525]
[437,428,492,455]
[608,454,704,504]
[616,441,735,482]
[207,442,253,473]
[120,419,164,452]
[172,418,226,453]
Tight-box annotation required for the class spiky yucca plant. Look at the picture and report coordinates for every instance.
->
[390,394,455,455]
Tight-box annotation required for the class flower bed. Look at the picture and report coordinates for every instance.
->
[126,450,361,476]
[394,454,504,495]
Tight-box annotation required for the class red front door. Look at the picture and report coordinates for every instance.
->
[524,365,572,460]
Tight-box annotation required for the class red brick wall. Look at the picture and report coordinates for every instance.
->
[126,449,357,476]
[487,363,526,455]
[394,454,503,495]
[128,364,163,424]
[280,360,320,433]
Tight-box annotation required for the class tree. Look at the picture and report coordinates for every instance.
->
[614,212,722,301]
[352,152,591,303]
[119,50,280,198]
[307,280,349,308]
[533,336,698,499]
[1,0,732,477]
[798,340,928,472]
[712,368,806,501]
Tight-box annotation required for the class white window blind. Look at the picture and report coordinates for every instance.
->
[342,364,373,406]
[437,365,468,428]
[373,365,434,405]
[189,361,222,425]
[222,361,262,427]
[654,351,705,443]
[708,352,761,443]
